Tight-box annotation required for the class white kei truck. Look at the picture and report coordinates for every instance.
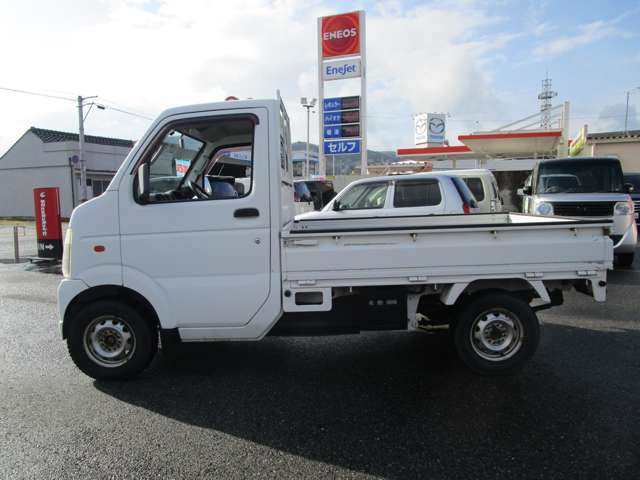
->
[58,97,614,380]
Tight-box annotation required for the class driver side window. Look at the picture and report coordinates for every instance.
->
[136,116,255,204]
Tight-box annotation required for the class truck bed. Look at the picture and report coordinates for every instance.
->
[282,212,612,293]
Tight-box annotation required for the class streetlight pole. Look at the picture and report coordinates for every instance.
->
[624,87,640,135]
[306,106,310,178]
[301,97,317,179]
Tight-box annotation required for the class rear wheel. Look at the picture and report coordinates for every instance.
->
[617,253,635,268]
[453,292,540,375]
[67,300,158,380]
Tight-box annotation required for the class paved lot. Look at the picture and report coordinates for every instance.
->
[1,260,639,479]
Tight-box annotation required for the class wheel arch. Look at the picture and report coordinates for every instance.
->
[62,285,160,339]
[440,278,550,307]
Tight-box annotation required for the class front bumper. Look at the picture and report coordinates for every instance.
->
[57,278,89,338]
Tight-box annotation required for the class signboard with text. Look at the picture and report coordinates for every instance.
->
[324,139,361,155]
[324,124,360,139]
[33,187,63,259]
[321,12,360,59]
[319,10,366,174]
[323,110,360,126]
[322,58,361,81]
[323,96,360,112]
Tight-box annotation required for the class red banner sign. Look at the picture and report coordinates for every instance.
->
[33,187,63,259]
[321,12,360,59]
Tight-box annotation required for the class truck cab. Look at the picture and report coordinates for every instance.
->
[519,157,637,266]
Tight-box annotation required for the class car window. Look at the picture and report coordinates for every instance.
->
[393,179,442,208]
[338,182,388,210]
[137,116,255,204]
[536,160,624,194]
[623,174,640,191]
[451,177,478,207]
[294,182,312,201]
[462,177,485,201]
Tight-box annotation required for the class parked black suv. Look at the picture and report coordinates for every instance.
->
[301,180,337,210]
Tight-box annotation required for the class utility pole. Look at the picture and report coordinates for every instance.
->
[77,96,87,202]
[77,95,99,202]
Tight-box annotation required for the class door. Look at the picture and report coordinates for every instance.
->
[119,108,271,328]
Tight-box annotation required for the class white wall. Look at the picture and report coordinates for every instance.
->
[0,166,73,217]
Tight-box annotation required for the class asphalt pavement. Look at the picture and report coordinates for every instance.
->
[0,260,639,479]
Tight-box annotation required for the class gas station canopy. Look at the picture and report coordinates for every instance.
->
[397,130,563,161]
[458,130,562,157]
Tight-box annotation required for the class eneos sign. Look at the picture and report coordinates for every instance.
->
[321,11,360,58]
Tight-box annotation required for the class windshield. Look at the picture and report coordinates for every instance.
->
[337,182,388,210]
[536,161,624,194]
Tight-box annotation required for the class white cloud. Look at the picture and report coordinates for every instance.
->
[532,11,635,59]
[0,0,516,155]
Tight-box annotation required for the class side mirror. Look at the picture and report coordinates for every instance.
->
[332,200,342,211]
[624,183,635,194]
[136,162,150,203]
[520,186,532,196]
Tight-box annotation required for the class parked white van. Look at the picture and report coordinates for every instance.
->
[439,169,503,213]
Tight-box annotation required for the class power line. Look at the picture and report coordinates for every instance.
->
[101,104,154,121]
[0,85,154,121]
[0,86,75,102]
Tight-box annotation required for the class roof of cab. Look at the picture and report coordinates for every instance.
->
[157,98,280,120]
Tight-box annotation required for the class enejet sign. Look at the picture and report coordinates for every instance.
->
[323,58,361,81]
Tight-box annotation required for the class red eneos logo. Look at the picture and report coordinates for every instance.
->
[321,12,360,59]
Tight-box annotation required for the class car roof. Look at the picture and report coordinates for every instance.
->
[539,157,621,166]
[345,172,453,186]
[435,168,495,177]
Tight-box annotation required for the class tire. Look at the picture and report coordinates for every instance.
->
[617,253,635,268]
[66,300,158,380]
[453,292,540,375]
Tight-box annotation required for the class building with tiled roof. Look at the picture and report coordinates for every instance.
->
[0,127,135,218]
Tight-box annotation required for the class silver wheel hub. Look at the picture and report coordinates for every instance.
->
[470,310,523,361]
[84,316,136,368]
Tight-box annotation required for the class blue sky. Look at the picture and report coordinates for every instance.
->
[0,0,638,154]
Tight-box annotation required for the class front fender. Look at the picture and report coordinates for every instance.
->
[122,266,174,329]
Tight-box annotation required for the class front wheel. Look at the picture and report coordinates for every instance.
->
[453,293,540,375]
[67,300,158,380]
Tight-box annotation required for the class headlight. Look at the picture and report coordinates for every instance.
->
[535,202,554,216]
[614,200,633,216]
[62,228,72,278]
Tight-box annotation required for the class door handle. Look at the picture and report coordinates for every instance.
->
[234,208,260,218]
